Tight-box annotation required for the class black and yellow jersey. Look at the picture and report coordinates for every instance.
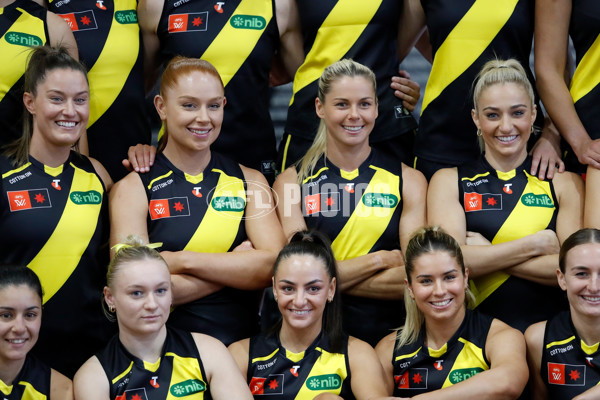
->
[0,151,114,377]
[457,156,567,331]
[542,311,600,399]
[247,333,353,399]
[0,0,48,145]
[391,310,492,397]
[299,149,404,345]
[0,355,51,400]
[98,328,212,400]
[416,0,542,165]
[156,0,278,178]
[48,0,150,181]
[140,152,258,345]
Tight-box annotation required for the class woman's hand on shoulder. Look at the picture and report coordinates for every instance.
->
[73,356,110,400]
[122,144,156,173]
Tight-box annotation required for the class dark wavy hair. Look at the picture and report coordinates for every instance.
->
[0,265,43,302]
[272,230,343,353]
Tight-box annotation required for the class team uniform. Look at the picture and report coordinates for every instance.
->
[141,152,258,345]
[48,0,150,181]
[0,0,48,145]
[278,0,417,170]
[541,311,600,399]
[247,333,353,399]
[391,310,492,397]
[416,0,543,178]
[458,156,567,332]
[0,355,51,400]
[563,0,600,172]
[299,149,404,346]
[97,328,211,400]
[0,151,114,377]
[156,0,278,180]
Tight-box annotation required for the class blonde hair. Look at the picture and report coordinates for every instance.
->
[296,59,377,184]
[396,227,475,348]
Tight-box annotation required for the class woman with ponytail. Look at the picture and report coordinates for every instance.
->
[427,58,583,332]
[273,59,427,347]
[229,230,389,399]
[376,227,527,399]
[73,236,252,400]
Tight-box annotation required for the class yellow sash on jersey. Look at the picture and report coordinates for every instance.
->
[469,171,555,307]
[441,338,489,388]
[183,169,245,253]
[421,0,519,113]
[332,166,400,260]
[28,165,104,304]
[295,348,348,398]
[201,0,271,87]
[570,33,600,104]
[289,0,382,105]
[0,7,45,103]
[86,0,139,127]
[166,352,207,400]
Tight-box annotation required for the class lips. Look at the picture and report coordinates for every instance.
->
[56,121,78,128]
[430,299,452,308]
[343,125,364,133]
[188,127,210,137]
[496,135,517,143]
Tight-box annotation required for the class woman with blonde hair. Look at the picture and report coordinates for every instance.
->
[427,58,583,332]
[273,58,427,346]
[376,227,528,398]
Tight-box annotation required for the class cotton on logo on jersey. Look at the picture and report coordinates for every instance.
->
[168,12,208,33]
[463,192,502,212]
[59,10,98,31]
[149,197,190,219]
[548,363,585,386]
[394,369,428,389]
[7,189,51,212]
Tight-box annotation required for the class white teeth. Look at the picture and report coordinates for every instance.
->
[431,299,451,307]
[291,310,309,315]
[189,128,210,135]
[343,126,362,132]
[583,296,600,302]
[8,339,25,344]
[497,135,517,142]
[56,121,76,127]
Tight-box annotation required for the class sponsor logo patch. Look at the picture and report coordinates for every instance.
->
[306,374,341,391]
[4,32,43,47]
[448,367,484,384]
[70,190,102,205]
[59,10,98,31]
[303,192,339,215]
[212,196,245,211]
[169,12,208,33]
[250,375,283,394]
[114,387,148,400]
[548,363,585,386]
[115,10,137,24]
[362,193,398,208]
[170,379,206,396]
[464,192,502,212]
[149,197,190,219]
[521,193,554,208]
[394,368,428,389]
[8,189,51,212]
[230,14,266,30]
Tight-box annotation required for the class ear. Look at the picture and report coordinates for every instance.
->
[315,97,325,119]
[464,267,470,287]
[222,96,227,107]
[272,276,277,302]
[557,268,567,291]
[23,92,36,115]
[328,277,337,302]
[471,108,480,130]
[531,103,538,126]
[154,94,167,121]
[405,278,414,299]
[103,286,114,309]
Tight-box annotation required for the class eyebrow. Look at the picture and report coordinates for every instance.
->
[125,281,170,289]
[46,89,89,96]
[178,95,224,102]
[482,104,528,111]
[278,279,324,285]
[415,269,458,279]
[0,306,40,311]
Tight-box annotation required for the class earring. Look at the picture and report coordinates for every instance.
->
[476,129,482,137]
[109,305,115,313]
[530,125,534,134]
[327,297,333,303]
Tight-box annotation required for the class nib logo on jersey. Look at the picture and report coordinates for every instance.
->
[115,388,149,400]
[249,375,284,395]
[59,10,98,31]
[394,369,427,389]
[149,197,190,220]
[463,192,502,212]
[548,363,585,386]
[168,12,208,33]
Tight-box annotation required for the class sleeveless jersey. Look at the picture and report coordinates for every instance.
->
[542,311,600,399]
[0,355,51,400]
[98,328,212,400]
[417,0,543,165]
[391,310,492,397]
[457,156,567,332]
[48,0,150,181]
[0,151,114,377]
[247,333,353,399]
[569,0,600,141]
[156,0,278,177]
[0,0,48,145]
[284,0,417,144]
[300,149,404,345]
[140,151,258,345]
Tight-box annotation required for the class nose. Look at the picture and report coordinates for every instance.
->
[433,279,445,297]
[499,115,512,133]
[293,290,306,307]
[144,293,158,310]
[589,273,600,293]
[195,105,209,122]
[11,315,26,334]
[63,99,76,117]
[348,104,360,119]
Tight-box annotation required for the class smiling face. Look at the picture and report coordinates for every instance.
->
[155,70,225,154]
[273,254,336,337]
[0,285,42,365]
[407,251,468,325]
[104,258,172,337]
[472,82,536,168]
[558,243,600,319]
[316,75,378,150]
[24,68,89,153]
